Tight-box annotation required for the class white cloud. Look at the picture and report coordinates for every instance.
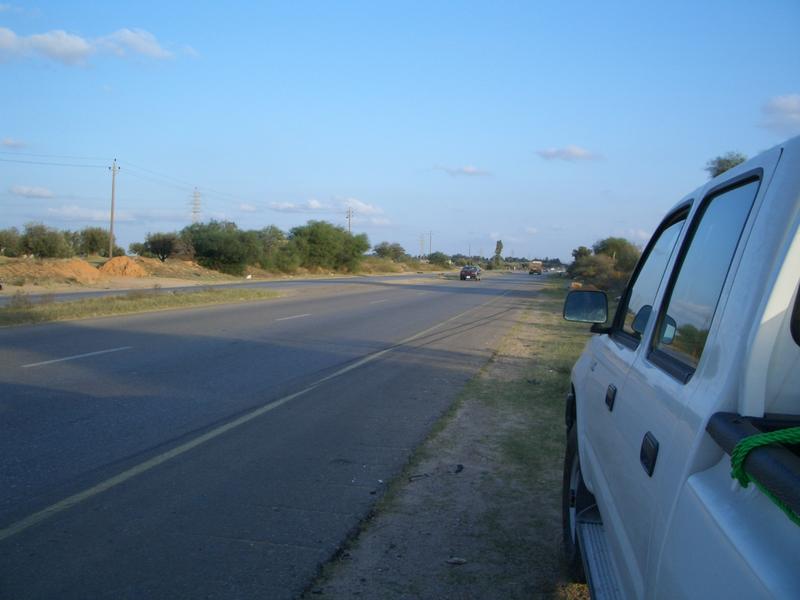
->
[536,145,600,162]
[269,198,330,213]
[0,26,174,65]
[47,204,133,222]
[343,197,383,216]
[488,231,501,240]
[238,203,258,212]
[97,28,173,59]
[524,226,539,235]
[1,137,25,148]
[435,165,491,177]
[10,184,53,198]
[761,94,800,135]
[28,30,93,64]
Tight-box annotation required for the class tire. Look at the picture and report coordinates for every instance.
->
[562,426,589,583]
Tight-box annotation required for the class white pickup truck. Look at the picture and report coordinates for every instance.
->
[561,135,800,599]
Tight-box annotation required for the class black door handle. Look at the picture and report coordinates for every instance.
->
[605,384,617,412]
[640,432,659,477]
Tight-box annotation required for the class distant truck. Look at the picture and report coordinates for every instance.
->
[528,261,543,275]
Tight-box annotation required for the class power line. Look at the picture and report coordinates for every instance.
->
[0,150,110,161]
[0,157,106,168]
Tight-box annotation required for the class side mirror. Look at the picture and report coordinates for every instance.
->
[563,290,608,324]
[660,315,677,344]
[631,305,652,335]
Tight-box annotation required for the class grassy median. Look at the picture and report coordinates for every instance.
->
[0,287,282,327]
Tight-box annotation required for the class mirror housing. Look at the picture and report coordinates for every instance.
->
[563,290,608,325]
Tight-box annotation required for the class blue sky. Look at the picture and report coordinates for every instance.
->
[2,1,799,261]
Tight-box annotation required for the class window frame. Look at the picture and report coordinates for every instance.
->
[611,202,692,351]
[648,169,763,384]
[792,283,800,347]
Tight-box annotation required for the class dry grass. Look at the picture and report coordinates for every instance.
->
[0,287,281,327]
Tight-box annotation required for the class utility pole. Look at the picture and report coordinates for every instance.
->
[346,206,353,233]
[428,231,433,256]
[419,234,425,260]
[191,187,202,223]
[108,158,120,259]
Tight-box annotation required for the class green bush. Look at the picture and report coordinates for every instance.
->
[288,221,369,272]
[20,223,73,258]
[0,227,21,257]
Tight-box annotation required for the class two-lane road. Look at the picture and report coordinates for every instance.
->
[0,273,542,599]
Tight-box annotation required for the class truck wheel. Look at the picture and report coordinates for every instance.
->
[562,426,589,582]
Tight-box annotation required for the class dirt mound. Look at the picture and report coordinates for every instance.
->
[98,256,148,277]
[0,258,102,285]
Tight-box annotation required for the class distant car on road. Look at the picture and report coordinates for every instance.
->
[460,266,481,281]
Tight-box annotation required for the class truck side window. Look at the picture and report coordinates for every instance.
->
[620,217,686,341]
[654,178,760,372]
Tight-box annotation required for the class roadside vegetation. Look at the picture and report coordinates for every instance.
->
[567,236,641,296]
[0,287,281,327]
[1,221,568,284]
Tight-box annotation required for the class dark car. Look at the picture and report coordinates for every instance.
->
[460,266,481,281]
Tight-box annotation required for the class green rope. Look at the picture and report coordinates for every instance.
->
[730,427,800,527]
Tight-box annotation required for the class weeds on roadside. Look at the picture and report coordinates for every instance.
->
[0,288,281,327]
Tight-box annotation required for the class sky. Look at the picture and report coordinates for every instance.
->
[1,1,799,262]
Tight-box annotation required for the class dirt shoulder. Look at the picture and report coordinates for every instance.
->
[304,286,590,600]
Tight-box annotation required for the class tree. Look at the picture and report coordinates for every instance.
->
[20,223,73,258]
[373,241,407,261]
[180,220,253,275]
[592,237,640,273]
[428,251,450,266]
[144,232,179,262]
[493,240,504,268]
[78,227,110,255]
[572,246,591,261]
[128,242,152,258]
[256,226,286,271]
[569,254,619,291]
[0,227,21,257]
[705,152,746,178]
[288,221,369,272]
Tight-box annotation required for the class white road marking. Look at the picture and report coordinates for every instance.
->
[21,346,133,369]
[275,313,312,321]
[369,299,388,304]
[0,290,510,542]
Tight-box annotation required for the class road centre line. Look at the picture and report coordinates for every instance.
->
[21,346,133,369]
[0,290,510,543]
[369,299,388,304]
[275,313,312,321]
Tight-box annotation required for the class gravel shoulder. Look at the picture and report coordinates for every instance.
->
[303,285,591,599]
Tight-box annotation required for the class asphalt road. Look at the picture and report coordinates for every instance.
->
[0,273,542,599]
